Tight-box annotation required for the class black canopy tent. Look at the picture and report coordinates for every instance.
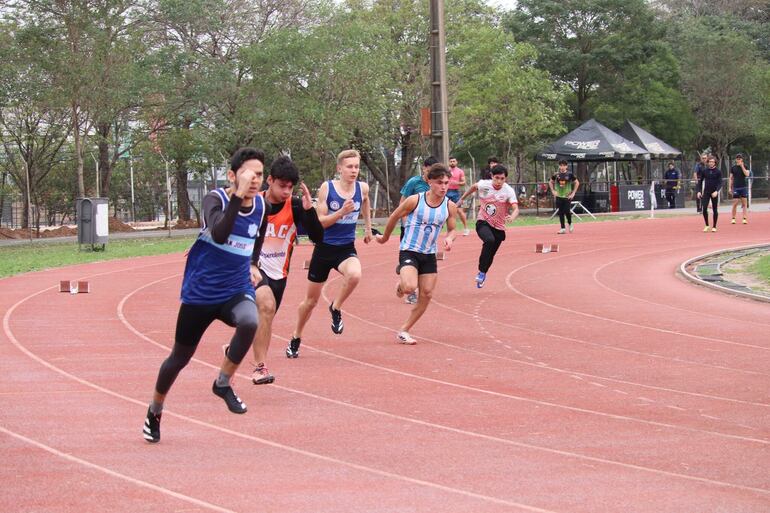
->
[535,119,650,212]
[535,118,649,163]
[619,120,686,208]
[619,120,681,160]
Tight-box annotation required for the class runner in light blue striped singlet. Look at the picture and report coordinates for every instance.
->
[400,192,449,255]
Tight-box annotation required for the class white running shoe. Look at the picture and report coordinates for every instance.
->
[568,224,574,233]
[396,331,417,345]
[557,228,566,234]
[463,229,470,236]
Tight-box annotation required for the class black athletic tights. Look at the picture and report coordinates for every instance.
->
[555,196,572,229]
[702,191,719,227]
[476,221,506,273]
[154,295,258,395]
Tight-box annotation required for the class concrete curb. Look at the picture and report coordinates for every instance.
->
[679,243,770,303]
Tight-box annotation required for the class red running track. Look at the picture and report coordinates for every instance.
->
[2,212,769,513]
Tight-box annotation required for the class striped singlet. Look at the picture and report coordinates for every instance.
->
[400,192,449,254]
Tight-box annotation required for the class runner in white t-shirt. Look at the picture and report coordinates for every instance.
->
[459,165,519,288]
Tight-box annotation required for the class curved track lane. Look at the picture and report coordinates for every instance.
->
[2,213,769,513]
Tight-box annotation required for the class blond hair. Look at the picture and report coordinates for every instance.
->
[337,149,360,165]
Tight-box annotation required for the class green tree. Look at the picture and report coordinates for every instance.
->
[448,24,568,183]
[0,15,71,230]
[676,17,768,163]
[506,0,662,123]
[591,42,698,151]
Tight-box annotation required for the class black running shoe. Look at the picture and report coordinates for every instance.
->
[143,407,161,443]
[329,303,344,334]
[212,381,247,414]
[286,337,301,358]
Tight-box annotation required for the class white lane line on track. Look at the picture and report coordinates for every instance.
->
[379,247,770,409]
[0,426,238,513]
[590,242,770,328]
[113,274,770,496]
[504,248,770,352]
[3,276,559,513]
[428,250,769,388]
[7,248,770,498]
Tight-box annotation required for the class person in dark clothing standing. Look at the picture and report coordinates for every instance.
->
[479,156,499,180]
[692,154,708,213]
[697,156,722,232]
[549,160,580,234]
[663,162,679,208]
[729,154,751,225]
[664,162,680,209]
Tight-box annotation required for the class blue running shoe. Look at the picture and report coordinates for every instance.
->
[475,272,486,288]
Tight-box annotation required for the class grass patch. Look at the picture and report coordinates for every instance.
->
[0,236,195,279]
[749,253,770,285]
[0,211,662,279]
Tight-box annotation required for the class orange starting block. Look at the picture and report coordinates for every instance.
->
[535,244,559,254]
[59,280,90,293]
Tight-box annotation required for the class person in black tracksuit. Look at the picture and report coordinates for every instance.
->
[664,162,680,209]
[697,156,722,232]
[692,154,708,213]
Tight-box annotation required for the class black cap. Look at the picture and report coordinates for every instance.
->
[736,153,743,159]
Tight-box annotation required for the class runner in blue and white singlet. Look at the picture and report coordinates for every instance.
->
[376,163,458,345]
[182,188,266,304]
[144,148,268,444]
[322,180,362,245]
[290,149,374,351]
[400,192,449,254]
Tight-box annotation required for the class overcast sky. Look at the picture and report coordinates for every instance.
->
[486,0,517,11]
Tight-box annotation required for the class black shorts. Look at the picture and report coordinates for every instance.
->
[256,269,288,311]
[308,242,358,283]
[733,187,748,198]
[398,250,437,275]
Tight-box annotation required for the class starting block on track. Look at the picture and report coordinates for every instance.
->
[302,260,310,269]
[59,280,90,293]
[437,251,446,261]
[535,244,559,254]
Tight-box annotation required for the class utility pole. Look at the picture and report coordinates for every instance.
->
[429,0,449,164]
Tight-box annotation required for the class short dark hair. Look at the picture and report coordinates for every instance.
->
[230,147,265,172]
[558,159,568,166]
[487,156,499,165]
[269,156,299,185]
[423,156,439,168]
[427,163,450,180]
[490,164,508,177]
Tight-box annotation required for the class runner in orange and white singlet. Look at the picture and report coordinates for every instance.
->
[247,156,323,383]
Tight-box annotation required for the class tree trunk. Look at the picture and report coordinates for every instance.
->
[97,123,111,197]
[73,104,85,198]
[176,161,191,222]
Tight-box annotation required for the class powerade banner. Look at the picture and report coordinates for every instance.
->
[618,184,648,211]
